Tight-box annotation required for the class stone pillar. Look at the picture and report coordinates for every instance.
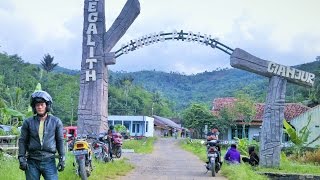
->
[77,0,140,135]
[78,0,108,135]
[259,76,287,167]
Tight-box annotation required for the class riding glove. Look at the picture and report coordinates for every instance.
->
[57,156,66,172]
[18,157,28,171]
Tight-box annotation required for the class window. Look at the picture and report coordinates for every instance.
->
[114,121,122,125]
[231,125,249,139]
[132,124,136,133]
[283,132,290,142]
[108,121,113,127]
[132,122,140,134]
[123,121,130,131]
[146,121,148,132]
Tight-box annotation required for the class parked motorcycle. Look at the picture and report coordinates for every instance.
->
[72,136,93,180]
[91,133,111,162]
[206,140,221,177]
[110,132,123,158]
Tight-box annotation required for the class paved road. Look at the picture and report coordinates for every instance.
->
[120,138,227,180]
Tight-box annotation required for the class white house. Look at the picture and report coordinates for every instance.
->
[108,116,154,137]
[212,97,310,142]
[290,105,320,147]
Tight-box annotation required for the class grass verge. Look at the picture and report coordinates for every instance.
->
[0,153,134,180]
[257,160,320,175]
[122,137,156,154]
[179,139,267,179]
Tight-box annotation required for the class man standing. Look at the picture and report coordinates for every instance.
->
[18,91,65,180]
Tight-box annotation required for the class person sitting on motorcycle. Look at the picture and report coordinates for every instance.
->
[206,128,222,165]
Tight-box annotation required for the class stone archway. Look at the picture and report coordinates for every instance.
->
[77,0,315,167]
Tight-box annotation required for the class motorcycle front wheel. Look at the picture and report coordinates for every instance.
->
[210,159,216,177]
[115,147,122,158]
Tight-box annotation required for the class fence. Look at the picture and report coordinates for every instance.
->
[0,135,19,156]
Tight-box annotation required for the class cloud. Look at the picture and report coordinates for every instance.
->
[0,0,319,74]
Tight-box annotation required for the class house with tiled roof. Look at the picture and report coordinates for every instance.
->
[153,115,183,137]
[212,97,310,141]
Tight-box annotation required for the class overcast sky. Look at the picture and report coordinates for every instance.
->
[0,0,319,74]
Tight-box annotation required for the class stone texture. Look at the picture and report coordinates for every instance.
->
[78,0,140,135]
[259,76,287,167]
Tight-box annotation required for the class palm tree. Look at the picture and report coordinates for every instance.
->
[40,54,58,73]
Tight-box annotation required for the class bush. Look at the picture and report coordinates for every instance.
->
[304,149,320,164]
[288,148,320,164]
[235,138,259,156]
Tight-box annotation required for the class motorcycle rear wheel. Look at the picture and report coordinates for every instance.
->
[77,157,88,180]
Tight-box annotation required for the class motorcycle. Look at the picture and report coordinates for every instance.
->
[72,136,93,180]
[206,140,221,177]
[110,132,123,158]
[91,133,111,162]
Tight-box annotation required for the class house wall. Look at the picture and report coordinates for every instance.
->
[290,105,320,147]
[248,126,261,141]
[108,116,154,137]
[144,116,154,137]
[225,126,261,141]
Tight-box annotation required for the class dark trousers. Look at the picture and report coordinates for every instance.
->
[25,157,58,180]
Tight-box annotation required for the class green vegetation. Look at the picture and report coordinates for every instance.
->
[0,52,174,127]
[1,50,320,130]
[257,161,320,175]
[221,164,268,180]
[182,104,216,138]
[122,137,156,154]
[179,138,320,179]
[283,116,320,157]
[0,153,134,180]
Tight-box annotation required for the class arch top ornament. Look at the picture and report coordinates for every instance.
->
[114,30,234,58]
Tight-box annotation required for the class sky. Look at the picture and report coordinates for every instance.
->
[0,0,319,75]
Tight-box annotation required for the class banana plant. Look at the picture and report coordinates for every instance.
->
[0,98,25,125]
[283,115,320,156]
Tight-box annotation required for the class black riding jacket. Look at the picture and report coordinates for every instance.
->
[18,115,65,160]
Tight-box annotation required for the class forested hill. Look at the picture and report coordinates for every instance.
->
[110,69,268,109]
[110,60,320,110]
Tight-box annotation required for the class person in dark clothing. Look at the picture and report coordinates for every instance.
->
[242,146,259,166]
[224,144,241,164]
[107,125,116,159]
[206,128,222,167]
[18,90,65,180]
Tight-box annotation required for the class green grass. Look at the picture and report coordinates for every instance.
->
[0,153,134,180]
[180,139,207,162]
[257,160,320,175]
[179,139,267,180]
[122,137,156,154]
[221,164,268,180]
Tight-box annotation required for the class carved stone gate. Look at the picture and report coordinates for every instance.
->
[77,0,315,167]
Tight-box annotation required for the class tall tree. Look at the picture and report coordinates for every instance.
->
[40,54,58,73]
[182,103,215,138]
[234,91,256,138]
